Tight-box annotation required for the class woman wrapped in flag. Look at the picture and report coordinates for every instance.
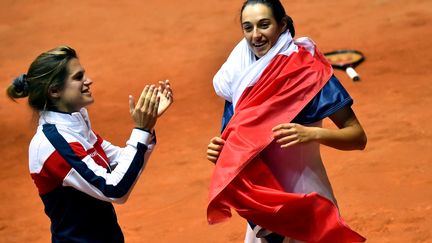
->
[6,46,173,242]
[206,0,367,242]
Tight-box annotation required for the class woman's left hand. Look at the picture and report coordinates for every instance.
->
[207,136,225,164]
[157,80,174,117]
[272,123,317,148]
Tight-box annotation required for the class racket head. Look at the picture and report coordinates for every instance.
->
[324,50,365,70]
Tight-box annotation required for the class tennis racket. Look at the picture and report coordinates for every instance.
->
[324,50,365,81]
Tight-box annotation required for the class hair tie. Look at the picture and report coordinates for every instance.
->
[13,74,29,93]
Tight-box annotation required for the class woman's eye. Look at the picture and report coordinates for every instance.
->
[243,25,253,32]
[75,74,83,80]
[260,23,270,29]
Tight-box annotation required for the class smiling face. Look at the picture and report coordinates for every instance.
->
[241,3,286,58]
[52,58,94,113]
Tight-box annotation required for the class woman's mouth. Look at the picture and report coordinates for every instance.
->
[253,42,267,48]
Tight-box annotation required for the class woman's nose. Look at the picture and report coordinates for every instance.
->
[252,27,262,39]
[84,77,93,85]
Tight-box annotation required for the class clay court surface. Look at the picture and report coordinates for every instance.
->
[0,0,431,242]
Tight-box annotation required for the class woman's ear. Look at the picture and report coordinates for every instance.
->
[280,16,289,33]
[48,86,61,99]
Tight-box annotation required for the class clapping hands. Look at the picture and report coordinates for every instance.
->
[128,80,174,130]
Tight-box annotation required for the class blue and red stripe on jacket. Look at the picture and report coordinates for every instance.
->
[29,110,155,242]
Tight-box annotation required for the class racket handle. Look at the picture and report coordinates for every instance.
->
[345,67,360,81]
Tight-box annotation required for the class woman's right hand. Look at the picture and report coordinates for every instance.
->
[129,85,159,130]
[207,136,225,163]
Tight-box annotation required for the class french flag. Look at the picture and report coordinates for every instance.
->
[208,32,366,242]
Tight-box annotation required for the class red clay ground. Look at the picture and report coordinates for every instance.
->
[1,0,431,242]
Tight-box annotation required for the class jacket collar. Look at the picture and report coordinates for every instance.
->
[38,108,93,139]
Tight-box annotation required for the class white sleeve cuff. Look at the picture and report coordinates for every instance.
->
[129,128,153,145]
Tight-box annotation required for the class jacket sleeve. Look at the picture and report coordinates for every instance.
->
[102,129,156,169]
[40,125,156,204]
